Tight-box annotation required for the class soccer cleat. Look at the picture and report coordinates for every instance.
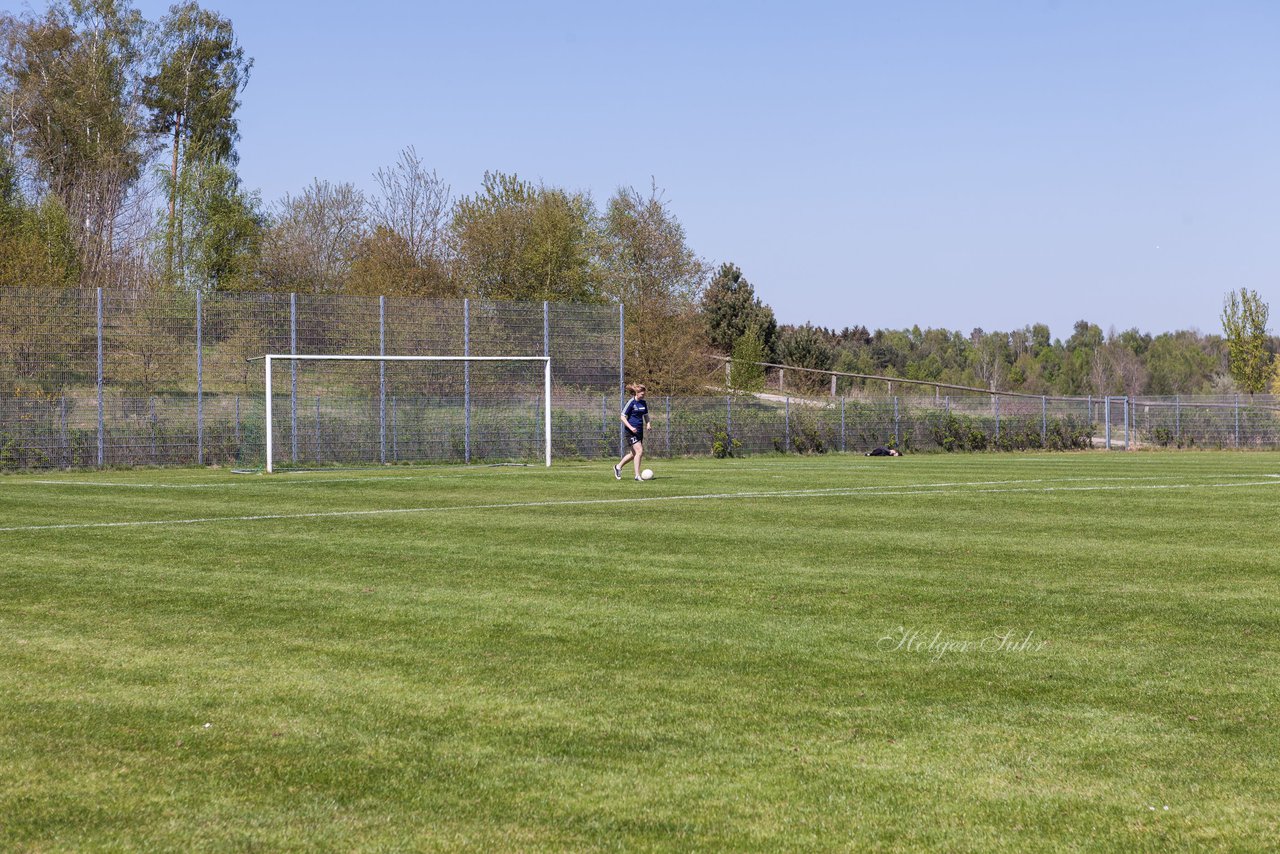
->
[635,476,643,482]
[613,464,622,480]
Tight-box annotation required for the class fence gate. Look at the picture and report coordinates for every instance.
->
[1103,396,1130,450]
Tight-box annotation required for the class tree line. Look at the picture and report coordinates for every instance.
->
[705,265,1278,397]
[2,2,1274,396]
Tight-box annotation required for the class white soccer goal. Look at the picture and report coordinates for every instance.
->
[253,354,552,473]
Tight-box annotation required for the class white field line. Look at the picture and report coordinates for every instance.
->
[16,467,881,486]
[2,478,1279,534]
[21,476,421,489]
[13,466,621,488]
[16,469,587,488]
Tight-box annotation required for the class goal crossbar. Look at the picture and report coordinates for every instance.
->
[255,354,552,473]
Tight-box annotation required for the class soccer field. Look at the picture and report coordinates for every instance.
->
[2,452,1278,851]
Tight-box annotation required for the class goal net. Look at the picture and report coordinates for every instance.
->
[256,355,551,473]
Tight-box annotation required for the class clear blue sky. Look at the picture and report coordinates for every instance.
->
[132,0,1280,341]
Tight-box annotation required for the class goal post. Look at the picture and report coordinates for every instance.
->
[253,354,552,473]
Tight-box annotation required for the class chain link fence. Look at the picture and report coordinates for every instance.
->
[642,392,1279,458]
[3,286,1279,469]
[0,287,623,469]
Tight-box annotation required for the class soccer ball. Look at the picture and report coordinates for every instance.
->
[640,468,654,480]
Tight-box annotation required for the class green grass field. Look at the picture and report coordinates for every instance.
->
[2,452,1278,851]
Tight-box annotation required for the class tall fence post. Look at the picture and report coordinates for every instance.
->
[150,397,158,463]
[196,290,203,466]
[726,394,732,446]
[96,287,104,467]
[290,292,298,464]
[1104,397,1112,450]
[59,394,68,467]
[601,395,608,455]
[463,298,471,464]
[945,395,950,415]
[894,396,900,448]
[1175,394,1181,444]
[785,396,790,452]
[544,301,551,459]
[830,374,836,397]
[1123,397,1130,451]
[235,395,241,462]
[994,396,1000,444]
[840,396,846,452]
[1234,394,1240,447]
[619,304,625,455]
[1041,395,1047,446]
[315,395,322,462]
[379,295,386,465]
[665,395,671,456]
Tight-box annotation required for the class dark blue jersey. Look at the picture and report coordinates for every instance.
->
[623,397,649,429]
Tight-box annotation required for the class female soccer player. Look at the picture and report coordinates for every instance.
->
[614,383,651,481]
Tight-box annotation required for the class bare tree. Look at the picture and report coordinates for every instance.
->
[1089,330,1150,397]
[600,182,709,392]
[256,179,366,293]
[370,146,450,267]
[971,330,1009,391]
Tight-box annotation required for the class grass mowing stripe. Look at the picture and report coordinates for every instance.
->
[4,477,1279,534]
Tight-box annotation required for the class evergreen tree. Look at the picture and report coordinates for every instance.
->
[701,262,777,358]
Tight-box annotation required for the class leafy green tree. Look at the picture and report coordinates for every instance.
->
[2,0,149,285]
[1116,327,1152,357]
[777,324,835,392]
[1144,331,1220,394]
[156,151,262,291]
[0,150,79,287]
[1029,323,1052,354]
[1221,288,1273,393]
[869,330,907,375]
[143,1,251,277]
[451,171,599,302]
[728,325,766,392]
[1066,320,1104,352]
[1058,320,1103,395]
[701,262,777,358]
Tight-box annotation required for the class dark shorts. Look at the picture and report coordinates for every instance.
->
[626,429,644,447]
